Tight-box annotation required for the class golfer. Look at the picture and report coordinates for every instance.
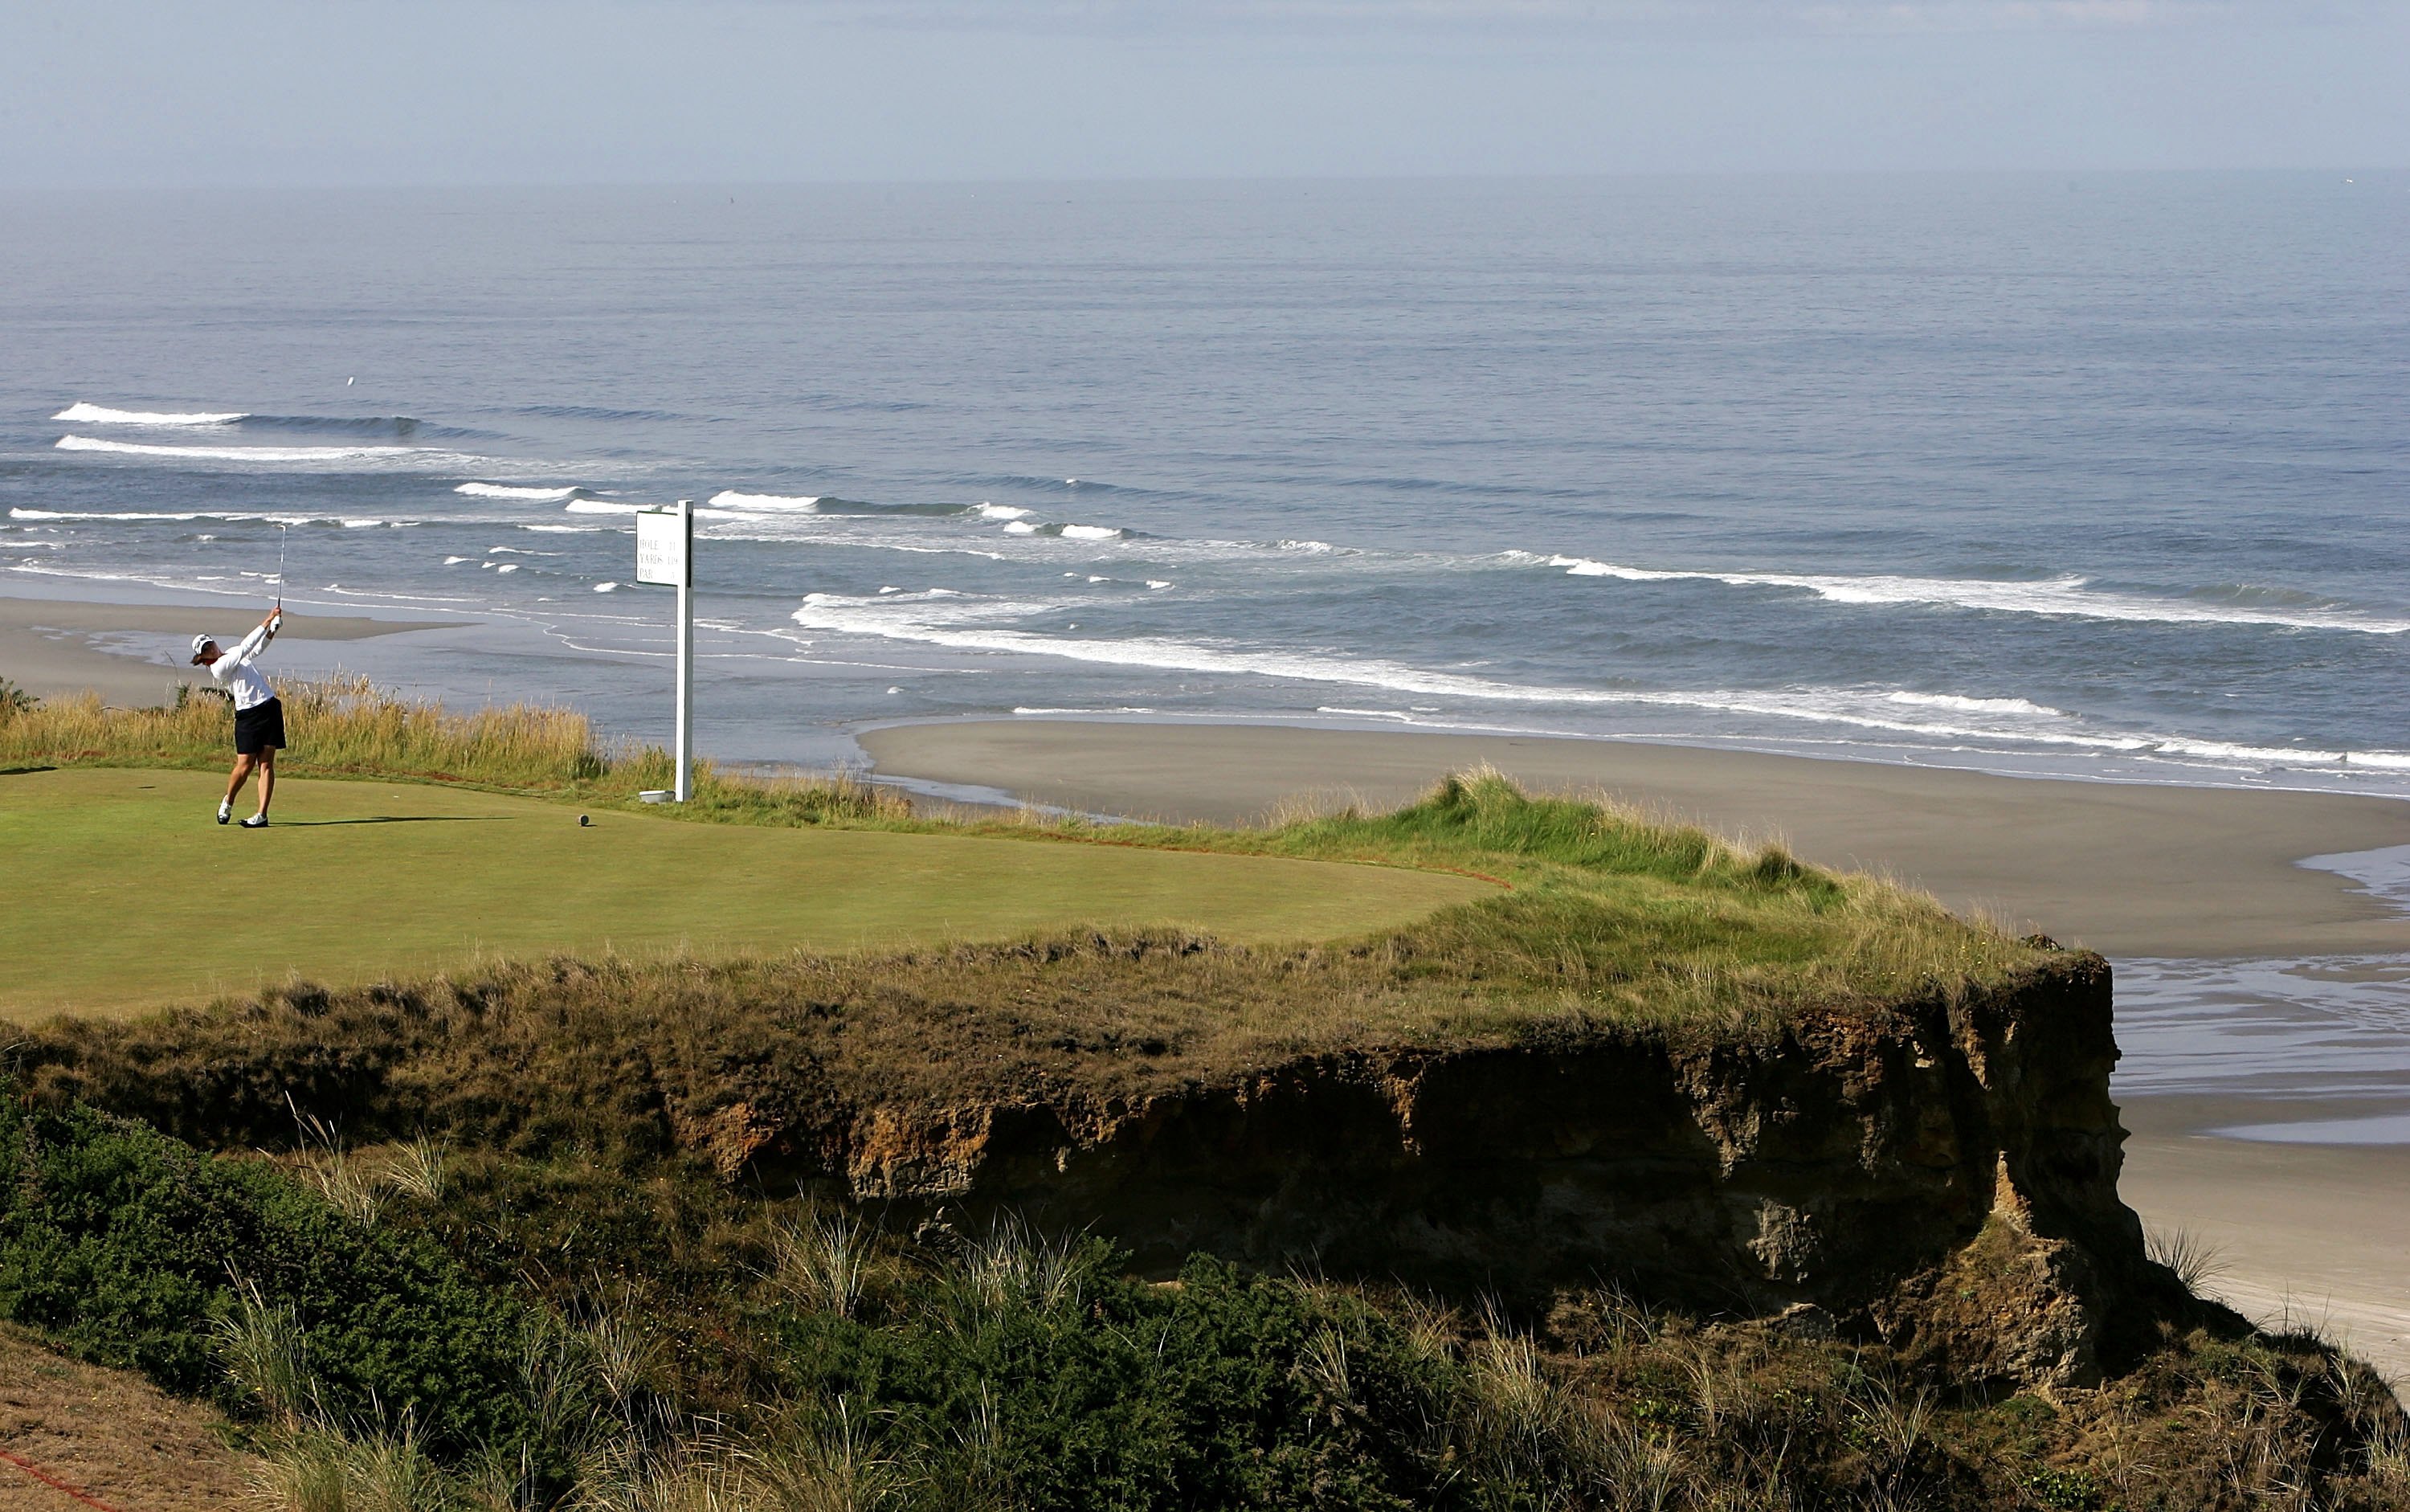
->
[190,608,285,828]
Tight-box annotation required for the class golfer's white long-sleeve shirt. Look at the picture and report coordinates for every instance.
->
[209,623,276,710]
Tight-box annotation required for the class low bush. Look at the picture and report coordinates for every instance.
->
[776,1243,1460,1512]
[0,1081,535,1456]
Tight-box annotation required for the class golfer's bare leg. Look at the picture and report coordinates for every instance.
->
[255,748,276,816]
[223,753,255,807]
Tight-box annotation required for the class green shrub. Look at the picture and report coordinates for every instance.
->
[0,1084,535,1456]
[2023,1465,2105,1510]
[778,1245,1460,1512]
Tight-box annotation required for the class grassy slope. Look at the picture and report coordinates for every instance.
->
[17,774,2057,1163]
[2,677,2044,1044]
[0,767,1493,1020]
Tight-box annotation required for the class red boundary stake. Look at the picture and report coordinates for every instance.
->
[0,1449,132,1512]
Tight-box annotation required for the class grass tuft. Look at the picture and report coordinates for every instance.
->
[2146,1225,2228,1295]
[765,1207,880,1322]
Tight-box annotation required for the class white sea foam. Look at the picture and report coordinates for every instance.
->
[790,590,2410,772]
[56,435,439,465]
[10,507,396,528]
[594,582,619,593]
[13,508,202,521]
[1885,691,2066,717]
[457,483,578,501]
[974,503,1031,520]
[522,523,601,533]
[1534,555,2410,635]
[444,556,472,565]
[709,489,823,512]
[54,402,244,427]
[992,521,1128,541]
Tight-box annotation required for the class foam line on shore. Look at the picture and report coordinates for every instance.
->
[793,590,2410,774]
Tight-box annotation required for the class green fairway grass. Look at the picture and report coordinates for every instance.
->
[0,767,1496,1020]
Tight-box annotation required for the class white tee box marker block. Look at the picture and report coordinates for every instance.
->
[635,502,695,801]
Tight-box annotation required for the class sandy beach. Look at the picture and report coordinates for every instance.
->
[863,716,2410,1383]
[2,594,453,707]
[2120,1119,2410,1383]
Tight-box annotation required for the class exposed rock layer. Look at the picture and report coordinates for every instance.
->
[707,952,2158,1387]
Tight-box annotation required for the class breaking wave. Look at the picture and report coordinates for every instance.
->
[1524,554,2410,635]
[53,403,243,427]
[1000,520,1130,540]
[791,590,2410,771]
[709,489,823,512]
[55,435,457,466]
[457,483,579,501]
[10,507,406,528]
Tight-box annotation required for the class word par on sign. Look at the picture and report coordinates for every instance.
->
[635,507,688,586]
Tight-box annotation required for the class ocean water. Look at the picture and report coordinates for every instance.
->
[2,175,2408,787]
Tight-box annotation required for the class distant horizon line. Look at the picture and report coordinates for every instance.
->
[2,165,2402,194]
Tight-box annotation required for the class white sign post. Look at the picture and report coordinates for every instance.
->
[635,501,694,802]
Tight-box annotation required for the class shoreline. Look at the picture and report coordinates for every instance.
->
[1,589,461,706]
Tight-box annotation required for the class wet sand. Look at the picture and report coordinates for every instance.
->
[856,718,2410,960]
[2,595,454,706]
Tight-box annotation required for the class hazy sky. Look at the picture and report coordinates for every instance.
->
[2,1,2402,186]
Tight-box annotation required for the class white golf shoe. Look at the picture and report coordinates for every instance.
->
[217,799,232,825]
[239,814,269,829]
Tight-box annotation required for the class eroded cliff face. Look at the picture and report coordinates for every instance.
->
[684,952,2163,1389]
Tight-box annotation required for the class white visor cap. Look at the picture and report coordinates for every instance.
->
[190,634,215,657]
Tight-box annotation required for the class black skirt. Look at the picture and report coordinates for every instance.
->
[234,697,287,754]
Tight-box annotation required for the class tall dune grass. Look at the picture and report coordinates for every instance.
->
[0,673,909,820]
[4,674,626,788]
